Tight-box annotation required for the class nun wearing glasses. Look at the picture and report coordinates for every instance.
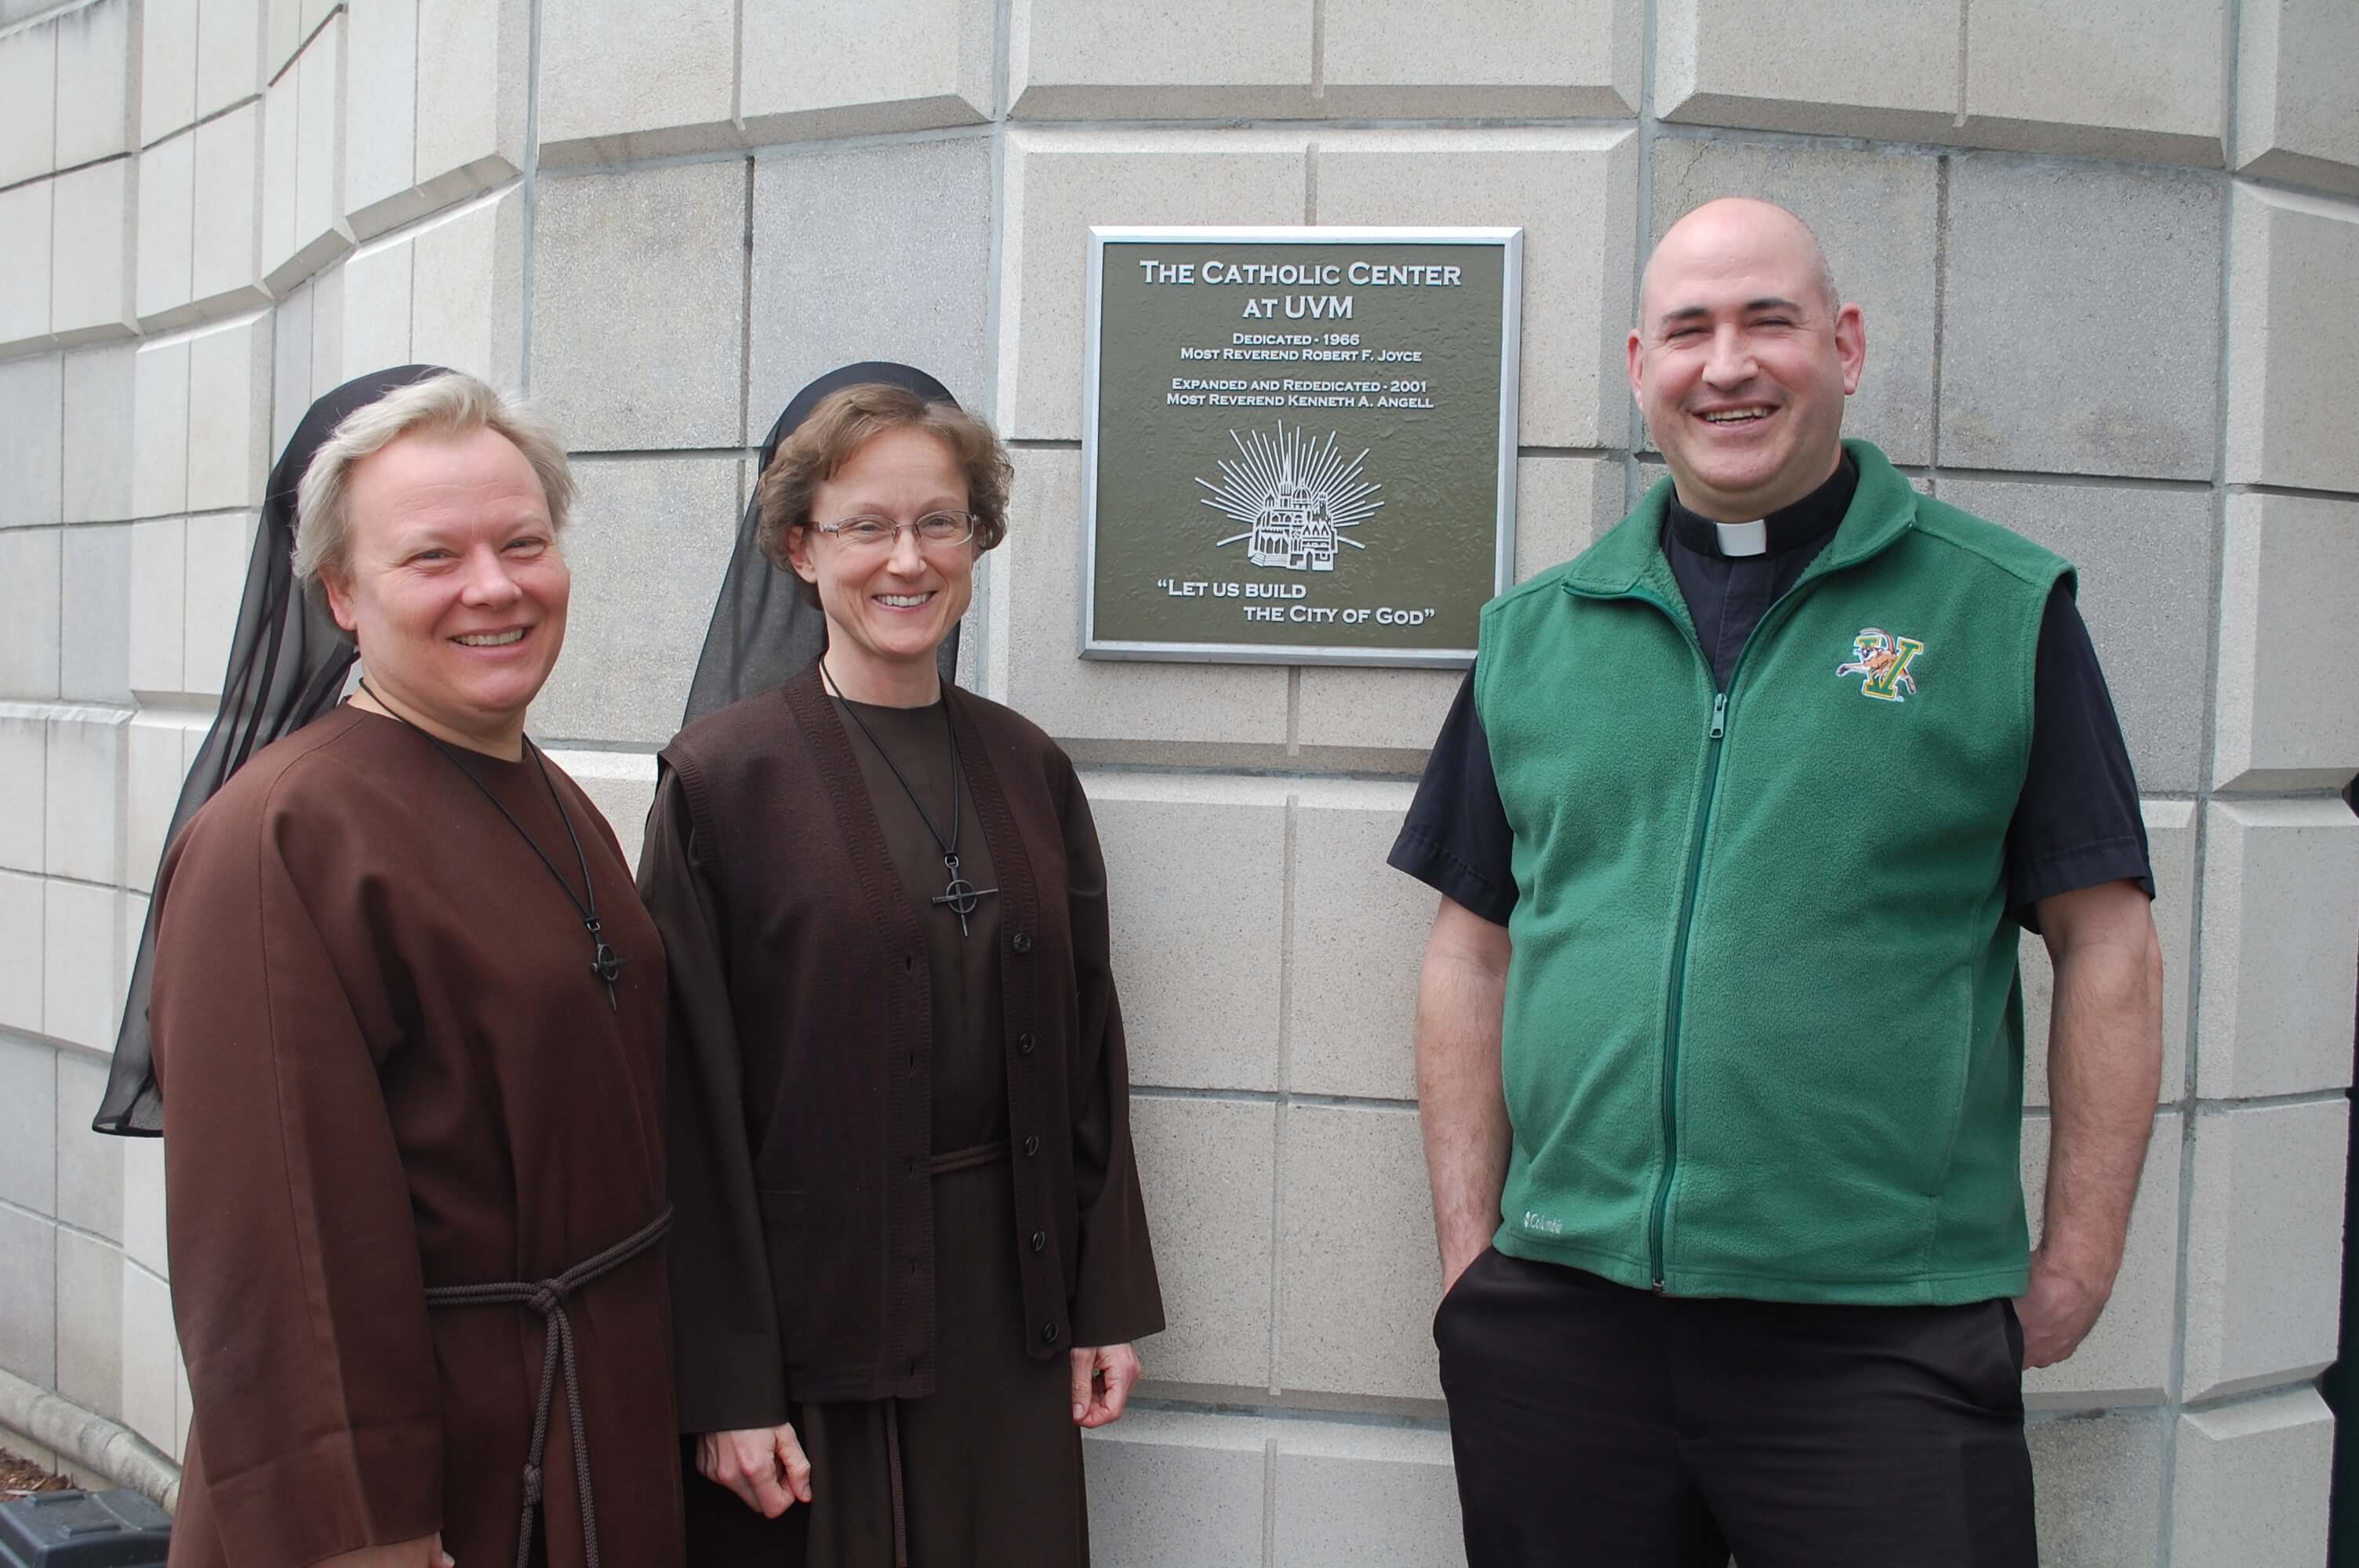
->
[641,363,1164,1567]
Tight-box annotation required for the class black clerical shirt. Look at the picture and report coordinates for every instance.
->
[1390,457,2154,933]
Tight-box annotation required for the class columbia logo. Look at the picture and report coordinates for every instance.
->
[1521,1210,1563,1236]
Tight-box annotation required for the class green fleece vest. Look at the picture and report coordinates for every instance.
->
[1477,441,2070,1305]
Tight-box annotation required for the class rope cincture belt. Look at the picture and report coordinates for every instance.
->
[423,1206,674,1568]
[875,1140,1015,1566]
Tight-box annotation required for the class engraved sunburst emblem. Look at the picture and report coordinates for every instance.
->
[1196,424,1385,573]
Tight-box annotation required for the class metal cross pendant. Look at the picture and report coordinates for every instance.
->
[583,916,621,1012]
[931,853,1000,938]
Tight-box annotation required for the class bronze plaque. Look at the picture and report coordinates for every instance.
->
[1082,227,1522,666]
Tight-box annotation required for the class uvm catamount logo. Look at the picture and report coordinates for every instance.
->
[1834,627,1925,702]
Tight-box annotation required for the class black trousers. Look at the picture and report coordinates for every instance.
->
[1435,1248,2037,1568]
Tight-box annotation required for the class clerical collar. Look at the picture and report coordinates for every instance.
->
[1667,452,1858,560]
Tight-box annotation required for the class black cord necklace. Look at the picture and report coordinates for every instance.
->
[356,679,621,1011]
[820,660,999,938]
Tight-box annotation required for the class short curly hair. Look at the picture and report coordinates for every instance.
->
[758,383,1012,607]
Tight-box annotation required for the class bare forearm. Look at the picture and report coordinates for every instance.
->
[2041,909,2164,1285]
[1415,904,1513,1285]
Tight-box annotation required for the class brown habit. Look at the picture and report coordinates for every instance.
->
[148,706,683,1568]
[642,668,1164,1565]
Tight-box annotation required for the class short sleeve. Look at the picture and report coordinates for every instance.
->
[1387,666,1518,926]
[2004,584,2155,931]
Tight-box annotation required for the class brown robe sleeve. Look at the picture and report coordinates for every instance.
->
[637,764,791,1433]
[151,780,443,1566]
[1056,761,1166,1348]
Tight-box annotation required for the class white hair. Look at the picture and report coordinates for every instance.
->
[292,372,576,588]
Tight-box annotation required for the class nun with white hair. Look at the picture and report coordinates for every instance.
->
[106,368,683,1568]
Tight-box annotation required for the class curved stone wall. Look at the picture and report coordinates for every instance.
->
[2,2,2355,1562]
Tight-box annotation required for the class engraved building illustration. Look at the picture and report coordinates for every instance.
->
[1199,423,1384,572]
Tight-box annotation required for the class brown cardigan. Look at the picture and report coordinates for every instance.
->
[640,667,1163,1428]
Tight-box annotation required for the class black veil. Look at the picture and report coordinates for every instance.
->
[94,365,453,1135]
[679,361,962,725]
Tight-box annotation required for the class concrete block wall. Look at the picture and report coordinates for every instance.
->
[2,3,2355,1563]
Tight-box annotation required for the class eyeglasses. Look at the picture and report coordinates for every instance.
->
[812,511,978,550]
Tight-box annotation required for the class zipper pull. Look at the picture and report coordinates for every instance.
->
[1708,692,1727,740]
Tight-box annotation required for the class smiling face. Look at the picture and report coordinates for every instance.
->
[321,424,569,755]
[788,426,976,705]
[1628,198,1866,522]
